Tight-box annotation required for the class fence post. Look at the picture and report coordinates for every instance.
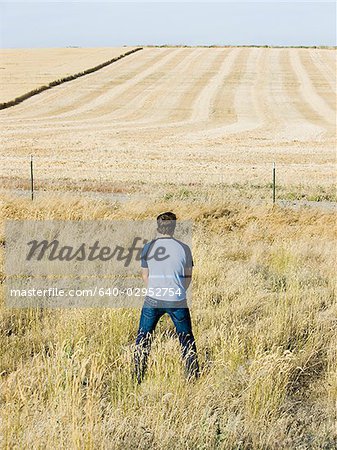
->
[272,162,276,204]
[221,173,224,204]
[30,155,34,201]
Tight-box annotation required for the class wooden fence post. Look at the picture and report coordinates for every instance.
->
[30,155,34,201]
[272,162,276,204]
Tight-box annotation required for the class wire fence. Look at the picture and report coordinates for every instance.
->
[1,155,336,207]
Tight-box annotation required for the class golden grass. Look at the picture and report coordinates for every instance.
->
[0,188,336,448]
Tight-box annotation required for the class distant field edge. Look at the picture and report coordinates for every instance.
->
[0,47,143,110]
[146,44,337,49]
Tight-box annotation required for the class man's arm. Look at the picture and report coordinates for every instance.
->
[142,267,149,286]
[183,245,193,290]
[140,242,150,286]
[184,266,193,290]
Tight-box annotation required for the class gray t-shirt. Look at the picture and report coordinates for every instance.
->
[141,237,193,301]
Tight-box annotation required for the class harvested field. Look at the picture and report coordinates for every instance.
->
[1,47,335,194]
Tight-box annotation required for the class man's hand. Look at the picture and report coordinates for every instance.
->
[142,268,149,286]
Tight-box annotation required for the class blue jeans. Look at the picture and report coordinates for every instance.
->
[134,297,199,382]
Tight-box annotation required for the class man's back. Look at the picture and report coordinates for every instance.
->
[141,237,193,302]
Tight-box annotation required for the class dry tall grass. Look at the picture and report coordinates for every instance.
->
[0,187,336,449]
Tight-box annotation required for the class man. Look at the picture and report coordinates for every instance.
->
[134,212,199,383]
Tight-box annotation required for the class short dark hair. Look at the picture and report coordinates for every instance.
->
[157,212,176,235]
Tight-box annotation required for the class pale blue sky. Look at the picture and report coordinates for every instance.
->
[0,1,336,48]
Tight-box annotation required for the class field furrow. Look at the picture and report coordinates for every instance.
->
[166,49,228,123]
[310,50,336,95]
[280,49,333,136]
[299,50,336,110]
[97,48,204,123]
[289,49,335,127]
[267,49,324,141]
